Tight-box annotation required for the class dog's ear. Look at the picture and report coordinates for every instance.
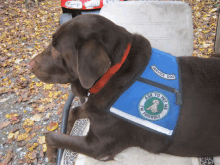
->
[77,40,111,89]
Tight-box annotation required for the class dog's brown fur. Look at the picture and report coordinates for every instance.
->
[28,14,220,162]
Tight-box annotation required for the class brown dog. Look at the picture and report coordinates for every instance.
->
[28,14,220,163]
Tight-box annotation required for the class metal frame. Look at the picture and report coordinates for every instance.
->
[56,92,75,165]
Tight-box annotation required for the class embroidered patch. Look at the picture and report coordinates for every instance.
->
[139,91,170,121]
[151,65,176,80]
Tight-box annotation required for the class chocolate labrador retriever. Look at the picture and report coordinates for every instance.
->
[27,14,220,163]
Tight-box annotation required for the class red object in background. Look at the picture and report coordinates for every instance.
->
[61,0,123,10]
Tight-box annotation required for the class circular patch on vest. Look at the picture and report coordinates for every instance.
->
[138,91,170,121]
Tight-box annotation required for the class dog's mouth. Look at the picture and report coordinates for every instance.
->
[34,74,53,84]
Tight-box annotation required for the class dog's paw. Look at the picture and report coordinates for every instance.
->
[46,145,57,163]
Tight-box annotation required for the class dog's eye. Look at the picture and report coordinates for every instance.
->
[52,40,57,47]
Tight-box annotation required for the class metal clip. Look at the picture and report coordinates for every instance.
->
[174,89,182,105]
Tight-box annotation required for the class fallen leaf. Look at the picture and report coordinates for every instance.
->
[5,113,18,119]
[36,82,43,87]
[25,133,36,141]
[36,104,45,112]
[14,131,19,139]
[10,127,19,133]
[30,114,42,121]
[30,75,35,78]
[0,121,10,130]
[28,143,38,151]
[17,133,28,141]
[47,121,59,131]
[62,93,68,100]
[2,149,13,165]
[210,8,218,12]
[8,133,14,139]
[17,142,26,147]
[43,144,47,152]
[45,102,56,110]
[23,118,34,127]
[38,136,45,144]
[25,127,32,133]
[43,84,54,90]
[4,139,13,144]
[11,116,18,121]
[0,98,10,102]
[17,159,25,164]
[27,150,37,160]
[44,112,51,120]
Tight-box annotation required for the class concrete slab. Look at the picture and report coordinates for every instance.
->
[74,148,199,165]
[99,1,193,57]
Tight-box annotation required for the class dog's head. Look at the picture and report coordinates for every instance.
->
[27,14,132,97]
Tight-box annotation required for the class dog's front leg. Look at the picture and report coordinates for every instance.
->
[45,131,99,163]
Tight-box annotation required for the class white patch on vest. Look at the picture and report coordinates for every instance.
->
[110,107,173,136]
[151,65,176,80]
[146,99,160,113]
[139,92,170,121]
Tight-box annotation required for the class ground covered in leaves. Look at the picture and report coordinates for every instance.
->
[0,0,219,164]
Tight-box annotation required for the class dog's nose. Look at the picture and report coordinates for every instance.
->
[27,60,35,70]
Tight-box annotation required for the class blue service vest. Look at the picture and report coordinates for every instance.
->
[109,48,182,136]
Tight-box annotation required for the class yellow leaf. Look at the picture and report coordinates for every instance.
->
[28,143,38,151]
[14,65,20,69]
[20,77,26,81]
[199,48,204,51]
[62,93,68,100]
[14,131,19,139]
[195,12,201,18]
[5,22,10,26]
[48,91,53,98]
[47,121,59,131]
[53,91,62,99]
[3,78,9,81]
[8,133,14,139]
[210,23,217,27]
[38,136,45,144]
[25,127,32,133]
[43,84,54,90]
[23,118,34,127]
[30,75,35,79]
[5,113,18,119]
[43,144,47,152]
[36,82,43,87]
[17,133,28,141]
[202,30,209,34]
[208,48,214,53]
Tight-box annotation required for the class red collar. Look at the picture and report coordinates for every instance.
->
[89,43,131,94]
